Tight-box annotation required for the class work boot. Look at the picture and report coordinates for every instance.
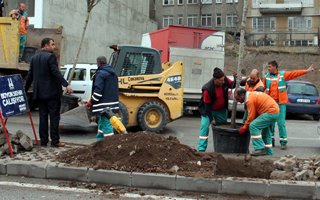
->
[251,149,267,156]
[280,144,287,150]
[52,142,65,148]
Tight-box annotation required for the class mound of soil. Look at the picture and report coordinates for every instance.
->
[57,132,273,179]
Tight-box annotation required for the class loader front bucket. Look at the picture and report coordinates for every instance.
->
[59,105,97,132]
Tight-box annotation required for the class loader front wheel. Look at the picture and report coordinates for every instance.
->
[138,101,168,132]
[116,102,129,127]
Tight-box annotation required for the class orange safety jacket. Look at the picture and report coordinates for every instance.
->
[245,79,264,92]
[243,92,280,129]
[263,70,307,104]
[18,11,29,34]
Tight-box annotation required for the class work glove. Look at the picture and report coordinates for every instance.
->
[239,127,247,135]
[86,101,92,108]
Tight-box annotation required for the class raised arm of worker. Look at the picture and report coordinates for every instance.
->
[229,72,237,88]
[284,64,314,81]
[48,54,72,94]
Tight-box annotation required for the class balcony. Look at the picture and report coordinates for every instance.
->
[259,3,302,14]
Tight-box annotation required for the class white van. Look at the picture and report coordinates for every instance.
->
[60,64,97,102]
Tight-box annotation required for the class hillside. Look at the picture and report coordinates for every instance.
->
[224,34,320,89]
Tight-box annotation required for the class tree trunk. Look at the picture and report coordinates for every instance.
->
[67,11,90,84]
[231,0,248,128]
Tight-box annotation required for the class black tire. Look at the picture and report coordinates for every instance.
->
[137,101,168,132]
[116,102,129,127]
[313,114,320,121]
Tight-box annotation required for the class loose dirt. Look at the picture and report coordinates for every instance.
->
[57,132,274,179]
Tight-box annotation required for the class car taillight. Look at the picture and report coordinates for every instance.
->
[317,97,320,104]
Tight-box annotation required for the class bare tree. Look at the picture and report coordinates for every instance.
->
[67,0,101,84]
[231,0,248,128]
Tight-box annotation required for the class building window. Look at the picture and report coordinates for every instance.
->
[187,15,198,27]
[163,15,174,27]
[226,14,237,28]
[216,13,222,27]
[178,15,183,25]
[178,0,183,5]
[163,0,174,5]
[187,0,198,4]
[216,0,222,3]
[201,0,213,4]
[201,14,212,27]
[252,17,275,32]
[288,17,312,32]
[226,0,238,3]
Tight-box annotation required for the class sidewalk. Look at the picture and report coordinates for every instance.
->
[0,143,319,199]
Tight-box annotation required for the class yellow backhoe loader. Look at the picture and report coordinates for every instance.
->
[109,45,184,132]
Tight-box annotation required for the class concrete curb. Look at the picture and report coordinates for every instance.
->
[1,159,319,199]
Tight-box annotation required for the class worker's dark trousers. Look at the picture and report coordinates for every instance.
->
[38,97,61,146]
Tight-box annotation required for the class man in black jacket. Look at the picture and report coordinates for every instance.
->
[87,56,119,141]
[197,67,236,152]
[25,38,72,147]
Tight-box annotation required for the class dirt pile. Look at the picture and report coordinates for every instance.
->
[57,132,273,179]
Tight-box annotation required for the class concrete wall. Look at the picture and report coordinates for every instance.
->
[42,0,157,65]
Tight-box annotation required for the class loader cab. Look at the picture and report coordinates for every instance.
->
[109,45,162,77]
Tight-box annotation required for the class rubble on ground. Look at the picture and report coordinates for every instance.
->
[0,129,33,156]
[271,155,320,181]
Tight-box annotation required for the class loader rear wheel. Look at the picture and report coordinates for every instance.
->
[138,101,168,132]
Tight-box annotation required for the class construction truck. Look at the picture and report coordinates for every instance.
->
[141,25,225,113]
[0,17,63,108]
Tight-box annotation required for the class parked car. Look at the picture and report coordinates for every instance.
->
[286,80,320,121]
[60,64,97,102]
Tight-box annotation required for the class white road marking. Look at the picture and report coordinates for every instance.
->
[0,181,97,193]
[0,181,197,199]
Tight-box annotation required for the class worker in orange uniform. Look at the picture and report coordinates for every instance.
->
[264,60,314,150]
[234,88,279,156]
[240,69,265,122]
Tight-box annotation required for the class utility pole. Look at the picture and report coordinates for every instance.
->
[231,0,248,128]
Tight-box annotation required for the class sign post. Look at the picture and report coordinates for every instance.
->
[0,74,39,158]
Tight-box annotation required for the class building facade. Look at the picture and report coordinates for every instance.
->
[246,0,320,47]
[4,0,157,64]
[150,0,244,34]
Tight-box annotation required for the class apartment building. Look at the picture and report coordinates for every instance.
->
[246,0,320,47]
[150,0,244,33]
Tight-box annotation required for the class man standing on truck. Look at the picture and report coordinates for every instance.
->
[197,67,236,152]
[264,60,314,150]
[234,88,279,156]
[17,3,29,62]
[25,38,73,147]
[87,56,119,141]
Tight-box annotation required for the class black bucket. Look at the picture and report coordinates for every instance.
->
[22,47,38,63]
[60,94,79,114]
[212,123,250,154]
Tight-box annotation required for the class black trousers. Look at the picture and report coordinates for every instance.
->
[38,97,61,145]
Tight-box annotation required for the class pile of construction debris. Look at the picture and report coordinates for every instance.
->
[0,129,33,156]
[271,155,320,181]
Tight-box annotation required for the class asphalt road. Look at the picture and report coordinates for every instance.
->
[3,111,320,158]
[0,176,278,200]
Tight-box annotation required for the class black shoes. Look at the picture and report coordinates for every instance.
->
[280,144,287,150]
[251,149,267,156]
